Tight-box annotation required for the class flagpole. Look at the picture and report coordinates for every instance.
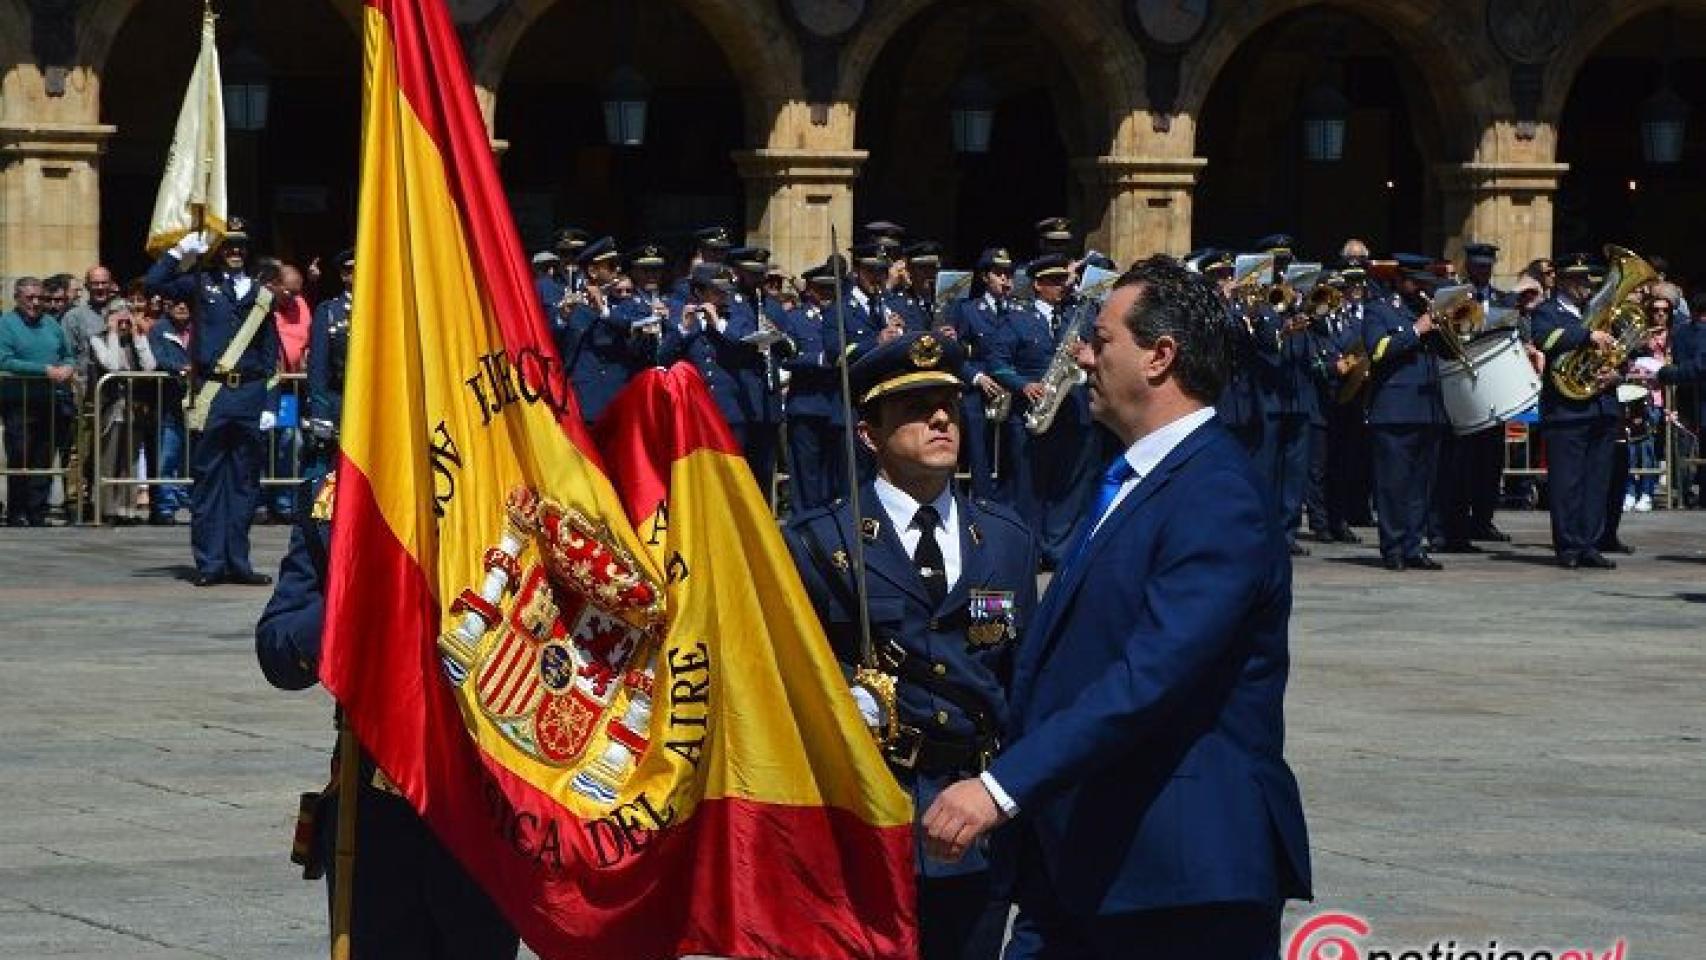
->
[827,227,876,674]
[330,720,360,960]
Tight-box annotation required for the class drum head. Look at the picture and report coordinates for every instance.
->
[1616,383,1649,404]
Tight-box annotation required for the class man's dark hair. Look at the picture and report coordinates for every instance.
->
[41,276,68,295]
[1112,255,1231,404]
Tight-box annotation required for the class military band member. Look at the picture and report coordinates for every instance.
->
[551,225,591,298]
[660,263,775,487]
[305,247,355,484]
[1259,240,1325,557]
[624,242,672,366]
[1213,251,1278,457]
[905,241,947,328]
[847,242,911,343]
[1433,242,1512,550]
[145,218,278,588]
[256,478,519,959]
[731,246,793,498]
[864,219,908,256]
[951,248,1018,502]
[671,225,734,299]
[988,254,1103,567]
[1531,253,1622,569]
[530,250,564,320]
[1363,255,1448,571]
[785,331,1037,960]
[554,237,637,427]
[1320,259,1372,541]
[781,265,853,510]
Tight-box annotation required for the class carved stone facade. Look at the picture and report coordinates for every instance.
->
[0,0,1699,288]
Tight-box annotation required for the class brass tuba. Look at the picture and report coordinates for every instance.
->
[1550,245,1658,401]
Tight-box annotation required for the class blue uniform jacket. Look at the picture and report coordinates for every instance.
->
[779,303,849,425]
[555,297,642,423]
[785,487,1037,878]
[1267,320,1329,425]
[146,321,192,412]
[659,297,764,426]
[947,294,1006,388]
[307,293,351,425]
[1361,297,1446,426]
[991,418,1311,914]
[1216,305,1280,428]
[256,484,330,690]
[145,253,279,428]
[1530,296,1619,423]
[988,300,1091,428]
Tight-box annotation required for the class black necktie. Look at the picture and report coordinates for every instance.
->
[913,504,947,606]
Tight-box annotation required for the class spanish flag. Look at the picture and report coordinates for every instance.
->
[320,2,915,958]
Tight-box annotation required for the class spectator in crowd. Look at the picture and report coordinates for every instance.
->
[0,278,76,526]
[264,261,313,522]
[146,292,194,525]
[61,266,121,383]
[41,276,72,323]
[87,299,157,522]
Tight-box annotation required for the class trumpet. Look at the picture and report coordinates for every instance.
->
[1306,284,1343,318]
[1268,282,1299,313]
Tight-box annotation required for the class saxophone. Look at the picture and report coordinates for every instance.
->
[1023,301,1091,435]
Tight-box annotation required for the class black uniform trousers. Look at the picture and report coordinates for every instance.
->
[917,869,1010,960]
[1432,425,1504,544]
[189,418,265,577]
[1544,417,1617,561]
[1466,425,1504,534]
[1258,414,1310,544]
[316,783,518,960]
[1372,424,1442,561]
[785,415,846,512]
[1325,401,1373,527]
[1600,432,1631,548]
[1305,422,1329,534]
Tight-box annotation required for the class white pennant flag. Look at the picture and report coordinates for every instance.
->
[145,3,228,257]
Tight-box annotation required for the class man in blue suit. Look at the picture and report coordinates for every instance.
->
[923,256,1311,959]
[786,330,1036,960]
[145,220,278,587]
[1531,253,1622,569]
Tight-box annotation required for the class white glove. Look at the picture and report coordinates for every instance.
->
[850,685,883,729]
[258,410,277,432]
[172,231,211,259]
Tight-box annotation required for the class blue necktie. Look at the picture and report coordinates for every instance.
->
[1063,457,1137,573]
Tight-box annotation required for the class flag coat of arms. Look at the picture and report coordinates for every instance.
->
[320,2,916,957]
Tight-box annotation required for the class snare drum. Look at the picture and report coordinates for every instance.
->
[1439,329,1541,435]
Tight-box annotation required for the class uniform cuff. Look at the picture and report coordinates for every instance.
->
[980,770,1019,818]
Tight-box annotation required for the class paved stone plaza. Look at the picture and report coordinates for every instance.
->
[1,510,1702,959]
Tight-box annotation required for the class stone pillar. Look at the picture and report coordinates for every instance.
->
[1436,161,1568,285]
[1072,155,1208,265]
[0,121,116,288]
[732,148,868,273]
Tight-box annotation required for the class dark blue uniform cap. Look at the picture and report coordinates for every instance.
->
[903,240,943,265]
[728,246,771,272]
[530,250,560,266]
[1253,233,1294,256]
[576,236,619,267]
[1036,216,1073,241]
[1463,242,1499,265]
[1028,253,1072,279]
[552,226,590,251]
[803,264,838,288]
[695,226,732,251]
[335,248,356,268]
[1557,252,1594,278]
[218,216,252,248]
[627,243,667,269]
[850,242,891,270]
[690,262,736,291]
[864,220,907,240]
[976,247,1015,273]
[850,331,967,407]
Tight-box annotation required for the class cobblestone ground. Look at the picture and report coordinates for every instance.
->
[1,509,1702,958]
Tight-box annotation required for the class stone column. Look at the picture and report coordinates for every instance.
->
[1072,154,1208,265]
[1436,161,1568,285]
[732,148,868,273]
[0,120,116,288]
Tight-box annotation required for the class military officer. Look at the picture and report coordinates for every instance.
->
[1362,255,1449,571]
[256,476,519,959]
[785,331,1036,960]
[671,226,734,298]
[1320,260,1372,541]
[1531,253,1622,569]
[1213,250,1278,457]
[550,226,591,300]
[1460,242,1512,543]
[730,246,792,497]
[949,248,1017,502]
[530,250,564,320]
[660,263,776,488]
[305,247,355,485]
[554,237,641,427]
[145,218,277,588]
[987,254,1104,568]
[781,265,853,510]
[1260,253,1328,556]
[904,241,947,329]
[844,242,910,343]
[864,220,908,256]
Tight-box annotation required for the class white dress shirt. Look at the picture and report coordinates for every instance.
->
[980,405,1218,818]
[872,475,961,591]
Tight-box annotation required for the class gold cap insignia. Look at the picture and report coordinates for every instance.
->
[910,334,943,369]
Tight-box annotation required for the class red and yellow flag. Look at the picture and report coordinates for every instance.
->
[321,2,916,957]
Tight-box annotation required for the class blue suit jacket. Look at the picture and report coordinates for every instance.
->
[1530,296,1619,423]
[991,419,1311,914]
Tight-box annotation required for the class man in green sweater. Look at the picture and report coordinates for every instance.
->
[0,277,76,525]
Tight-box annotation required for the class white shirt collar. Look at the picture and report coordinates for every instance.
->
[873,475,954,534]
[1121,406,1219,483]
[1037,299,1055,320]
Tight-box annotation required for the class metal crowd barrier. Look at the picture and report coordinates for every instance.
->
[0,372,82,524]
[89,371,309,526]
[1499,385,1694,509]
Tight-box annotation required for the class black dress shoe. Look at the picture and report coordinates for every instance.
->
[1597,539,1635,555]
[1405,554,1444,571]
[192,572,223,587]
[1473,525,1512,543]
[1383,556,1406,572]
[227,571,274,586]
[1331,526,1363,544]
[149,514,177,527]
[1580,552,1617,570]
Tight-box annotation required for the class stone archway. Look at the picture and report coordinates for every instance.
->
[1540,0,1699,122]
